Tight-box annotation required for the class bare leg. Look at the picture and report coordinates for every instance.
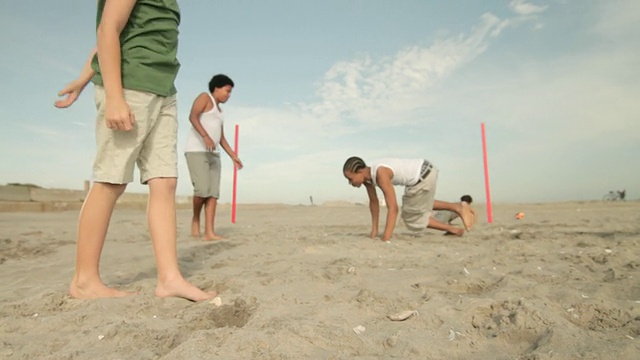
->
[190,196,205,237]
[204,197,223,241]
[432,200,475,230]
[70,182,132,299]
[148,178,216,301]
[428,217,464,236]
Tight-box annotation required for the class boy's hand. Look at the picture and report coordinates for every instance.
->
[105,97,135,131]
[55,80,85,108]
[203,136,216,151]
[231,155,243,169]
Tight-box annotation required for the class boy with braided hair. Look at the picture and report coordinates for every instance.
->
[343,156,474,241]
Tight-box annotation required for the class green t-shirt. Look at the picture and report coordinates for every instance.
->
[91,0,181,97]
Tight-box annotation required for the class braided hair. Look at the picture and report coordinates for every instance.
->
[343,156,367,173]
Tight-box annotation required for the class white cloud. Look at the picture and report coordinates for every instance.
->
[227,8,541,155]
[203,9,558,203]
[230,2,639,204]
[226,8,548,156]
[509,0,548,16]
[292,13,512,134]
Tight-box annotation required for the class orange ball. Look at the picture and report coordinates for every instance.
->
[515,212,525,220]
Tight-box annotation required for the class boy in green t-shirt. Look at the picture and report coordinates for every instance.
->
[55,0,216,301]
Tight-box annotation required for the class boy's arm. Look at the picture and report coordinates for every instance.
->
[376,167,398,241]
[188,93,216,151]
[219,130,243,169]
[54,47,97,109]
[364,182,379,238]
[97,0,137,131]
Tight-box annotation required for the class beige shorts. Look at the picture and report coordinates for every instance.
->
[401,167,439,231]
[184,152,221,198]
[93,86,178,184]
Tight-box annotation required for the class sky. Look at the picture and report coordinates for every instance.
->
[0,0,638,205]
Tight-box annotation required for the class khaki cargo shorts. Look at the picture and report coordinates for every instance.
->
[93,86,178,184]
[401,167,439,231]
[184,152,221,198]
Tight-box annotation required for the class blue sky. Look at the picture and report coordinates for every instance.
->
[0,1,638,205]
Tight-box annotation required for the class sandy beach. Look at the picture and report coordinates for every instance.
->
[1,200,639,359]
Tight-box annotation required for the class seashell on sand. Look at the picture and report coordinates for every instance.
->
[387,310,418,321]
[209,296,223,307]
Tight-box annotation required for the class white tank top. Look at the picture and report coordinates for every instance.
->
[370,158,424,186]
[184,93,223,153]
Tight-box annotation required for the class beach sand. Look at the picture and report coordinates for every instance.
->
[1,201,639,359]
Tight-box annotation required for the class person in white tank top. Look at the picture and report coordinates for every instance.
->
[342,156,476,241]
[184,74,243,241]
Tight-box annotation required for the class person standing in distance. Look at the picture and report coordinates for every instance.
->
[184,74,243,240]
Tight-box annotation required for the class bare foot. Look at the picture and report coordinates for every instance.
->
[70,278,133,299]
[190,221,201,237]
[156,277,217,302]
[459,202,475,231]
[204,233,224,241]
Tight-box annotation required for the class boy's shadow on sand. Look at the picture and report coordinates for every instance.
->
[122,241,238,283]
[178,240,237,276]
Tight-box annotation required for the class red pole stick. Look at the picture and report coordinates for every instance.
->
[231,124,239,224]
[481,122,493,223]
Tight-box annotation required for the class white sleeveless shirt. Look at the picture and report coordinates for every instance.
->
[370,158,424,186]
[184,93,223,153]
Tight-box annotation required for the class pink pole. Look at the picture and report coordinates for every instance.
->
[481,122,493,223]
[231,124,239,224]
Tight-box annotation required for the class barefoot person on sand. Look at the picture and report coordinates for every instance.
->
[342,157,475,241]
[54,0,216,301]
[184,74,243,240]
[433,194,478,228]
